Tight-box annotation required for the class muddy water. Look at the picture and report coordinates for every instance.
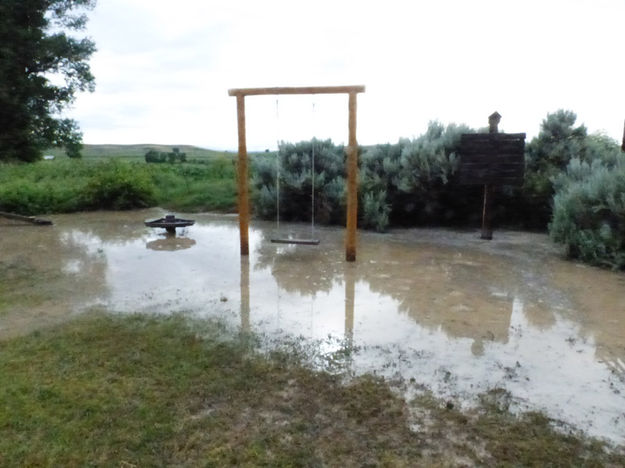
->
[1,209,624,443]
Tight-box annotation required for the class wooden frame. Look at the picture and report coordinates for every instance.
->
[228,85,365,261]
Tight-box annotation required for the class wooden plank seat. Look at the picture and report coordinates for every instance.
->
[270,238,320,245]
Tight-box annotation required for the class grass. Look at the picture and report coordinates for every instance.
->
[0,156,239,215]
[0,262,46,316]
[148,158,238,212]
[1,312,623,466]
[44,144,233,162]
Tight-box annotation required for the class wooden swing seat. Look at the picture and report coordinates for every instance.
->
[271,238,320,245]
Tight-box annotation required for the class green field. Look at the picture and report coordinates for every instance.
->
[0,145,246,215]
[43,144,235,162]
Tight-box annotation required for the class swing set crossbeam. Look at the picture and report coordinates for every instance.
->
[228,85,365,97]
[229,84,364,261]
[270,238,320,246]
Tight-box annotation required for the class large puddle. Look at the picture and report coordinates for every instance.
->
[1,209,624,443]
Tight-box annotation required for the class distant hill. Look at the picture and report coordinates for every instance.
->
[45,144,235,161]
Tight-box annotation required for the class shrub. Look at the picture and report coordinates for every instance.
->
[360,122,474,229]
[144,150,163,163]
[0,161,89,214]
[0,157,238,215]
[253,124,477,231]
[550,158,625,269]
[82,160,156,210]
[251,139,345,225]
[144,148,187,164]
[522,110,603,227]
[362,190,390,232]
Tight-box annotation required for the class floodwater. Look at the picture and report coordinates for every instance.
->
[1,209,624,443]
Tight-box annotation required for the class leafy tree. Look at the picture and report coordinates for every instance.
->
[0,0,96,161]
[144,148,187,164]
[172,147,187,163]
[144,149,161,163]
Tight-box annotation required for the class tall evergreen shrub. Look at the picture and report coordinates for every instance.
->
[523,110,589,226]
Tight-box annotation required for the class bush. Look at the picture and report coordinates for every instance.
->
[82,160,156,210]
[362,190,390,232]
[360,122,474,230]
[0,180,81,215]
[251,140,346,225]
[146,157,236,211]
[0,157,238,215]
[253,124,476,231]
[520,110,621,227]
[0,160,90,214]
[550,158,625,269]
[145,148,187,164]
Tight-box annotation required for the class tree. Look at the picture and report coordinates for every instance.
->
[522,110,588,225]
[0,0,96,161]
[526,110,587,175]
[144,149,161,163]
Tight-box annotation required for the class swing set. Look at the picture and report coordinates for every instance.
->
[228,85,365,261]
[270,98,319,246]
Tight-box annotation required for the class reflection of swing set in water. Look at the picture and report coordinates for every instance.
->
[239,256,355,351]
[228,86,365,262]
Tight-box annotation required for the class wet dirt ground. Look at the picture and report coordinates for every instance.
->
[1,209,624,443]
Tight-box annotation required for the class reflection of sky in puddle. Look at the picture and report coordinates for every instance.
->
[2,210,624,444]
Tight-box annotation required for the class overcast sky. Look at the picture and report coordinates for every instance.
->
[69,0,625,151]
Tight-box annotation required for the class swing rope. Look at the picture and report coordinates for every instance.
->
[310,100,316,238]
[271,97,319,245]
[275,98,281,233]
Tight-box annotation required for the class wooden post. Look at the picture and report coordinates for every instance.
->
[228,85,364,261]
[345,92,358,261]
[481,112,500,240]
[481,184,493,240]
[235,95,250,256]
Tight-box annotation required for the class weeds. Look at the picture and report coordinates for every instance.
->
[0,158,237,215]
[0,313,622,466]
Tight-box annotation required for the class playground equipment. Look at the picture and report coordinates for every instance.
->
[144,214,195,234]
[228,85,365,261]
[270,98,319,246]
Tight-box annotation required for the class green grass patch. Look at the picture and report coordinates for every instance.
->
[147,161,237,212]
[0,314,421,466]
[0,157,238,214]
[0,313,622,466]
